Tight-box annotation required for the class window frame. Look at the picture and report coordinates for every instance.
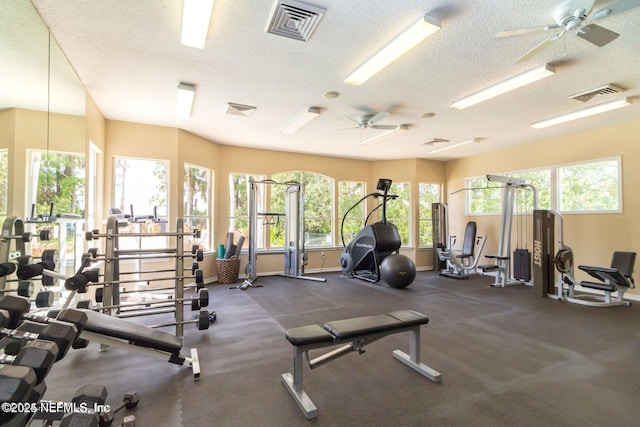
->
[418,182,441,248]
[183,163,213,252]
[557,156,622,214]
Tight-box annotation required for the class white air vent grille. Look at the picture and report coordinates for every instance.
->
[422,138,450,146]
[265,0,326,42]
[226,103,257,117]
[569,84,625,102]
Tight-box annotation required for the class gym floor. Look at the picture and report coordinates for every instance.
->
[42,271,640,426]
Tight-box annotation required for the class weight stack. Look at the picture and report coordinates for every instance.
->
[513,248,531,281]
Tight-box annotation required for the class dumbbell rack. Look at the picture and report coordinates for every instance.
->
[93,216,191,338]
[0,217,28,285]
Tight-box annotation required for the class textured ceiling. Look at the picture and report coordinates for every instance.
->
[12,1,640,160]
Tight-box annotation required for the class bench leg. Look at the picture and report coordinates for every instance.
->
[392,327,442,383]
[190,348,201,381]
[282,346,317,419]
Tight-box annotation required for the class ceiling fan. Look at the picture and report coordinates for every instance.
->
[496,0,640,63]
[343,111,408,144]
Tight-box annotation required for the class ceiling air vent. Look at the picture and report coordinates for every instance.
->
[226,103,257,117]
[569,84,625,102]
[265,0,326,42]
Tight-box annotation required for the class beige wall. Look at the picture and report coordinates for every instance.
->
[3,108,85,215]
[445,118,640,295]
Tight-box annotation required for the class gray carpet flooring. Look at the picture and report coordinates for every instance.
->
[40,271,640,426]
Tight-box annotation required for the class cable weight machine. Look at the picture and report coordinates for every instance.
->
[238,178,326,290]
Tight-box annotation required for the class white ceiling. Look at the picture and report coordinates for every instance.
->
[18,1,640,160]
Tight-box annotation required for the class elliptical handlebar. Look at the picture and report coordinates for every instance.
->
[339,181,398,247]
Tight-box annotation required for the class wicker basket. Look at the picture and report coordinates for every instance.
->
[216,258,240,284]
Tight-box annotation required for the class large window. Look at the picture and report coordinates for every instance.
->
[113,157,168,219]
[184,163,212,251]
[418,183,440,247]
[228,173,265,248]
[387,182,411,245]
[338,181,365,246]
[508,168,552,210]
[0,150,7,223]
[465,157,622,215]
[28,150,85,216]
[271,171,333,248]
[559,158,621,213]
[466,176,502,215]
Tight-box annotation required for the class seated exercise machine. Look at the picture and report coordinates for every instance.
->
[281,310,441,419]
[339,178,416,288]
[532,209,636,307]
[436,220,487,279]
[555,248,636,307]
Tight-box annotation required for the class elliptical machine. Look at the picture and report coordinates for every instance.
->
[339,178,415,288]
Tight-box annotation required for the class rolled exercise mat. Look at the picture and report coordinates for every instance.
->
[224,244,237,259]
[217,244,225,259]
[234,235,245,257]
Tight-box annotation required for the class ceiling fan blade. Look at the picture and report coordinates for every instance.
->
[593,0,640,20]
[515,31,563,63]
[367,111,389,126]
[496,24,559,38]
[577,23,620,46]
[370,124,400,130]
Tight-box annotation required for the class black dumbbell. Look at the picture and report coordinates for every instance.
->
[0,339,59,383]
[0,365,38,425]
[190,288,209,310]
[99,391,140,427]
[64,269,100,293]
[0,295,31,329]
[0,320,79,361]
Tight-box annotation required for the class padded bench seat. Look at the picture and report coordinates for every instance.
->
[285,310,429,346]
[324,310,429,340]
[58,308,183,355]
[282,309,440,419]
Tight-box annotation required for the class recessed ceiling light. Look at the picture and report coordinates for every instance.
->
[323,91,340,99]
[420,112,435,119]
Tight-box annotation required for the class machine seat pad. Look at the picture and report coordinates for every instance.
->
[285,324,334,346]
[580,281,617,292]
[58,309,183,355]
[323,310,428,340]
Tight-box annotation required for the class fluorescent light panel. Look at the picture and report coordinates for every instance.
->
[428,138,477,154]
[360,125,408,145]
[282,107,321,134]
[345,14,441,86]
[181,0,215,49]
[531,98,631,129]
[176,83,195,120]
[450,64,555,110]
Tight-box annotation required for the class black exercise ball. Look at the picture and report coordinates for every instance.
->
[380,254,416,288]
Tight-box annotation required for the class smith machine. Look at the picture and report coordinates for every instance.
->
[239,178,326,290]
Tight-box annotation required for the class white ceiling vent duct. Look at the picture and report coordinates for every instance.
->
[226,103,257,117]
[265,0,326,42]
[569,84,624,102]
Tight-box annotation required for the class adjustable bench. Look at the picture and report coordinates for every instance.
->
[282,310,441,419]
[57,308,201,380]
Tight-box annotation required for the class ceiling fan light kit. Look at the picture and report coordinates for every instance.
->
[531,97,631,129]
[181,0,215,49]
[281,107,321,134]
[450,64,556,110]
[344,14,441,86]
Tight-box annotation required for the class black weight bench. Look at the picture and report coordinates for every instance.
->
[282,310,441,419]
[57,308,201,380]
